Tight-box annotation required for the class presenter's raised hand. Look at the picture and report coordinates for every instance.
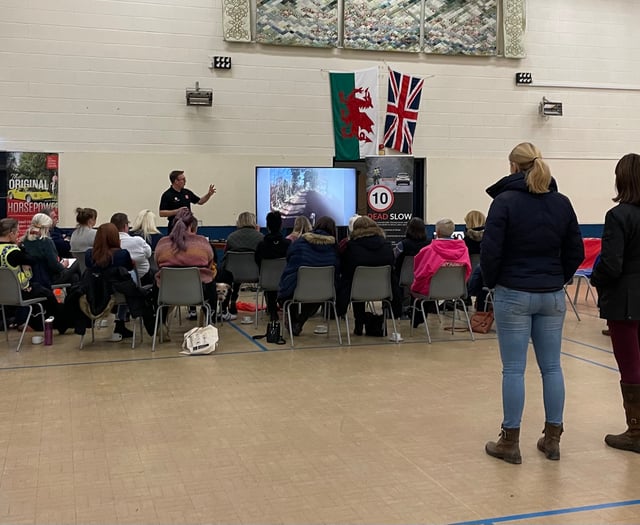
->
[208,184,216,196]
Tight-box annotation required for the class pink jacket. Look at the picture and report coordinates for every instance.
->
[410,239,471,296]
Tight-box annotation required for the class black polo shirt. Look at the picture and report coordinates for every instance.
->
[159,187,200,231]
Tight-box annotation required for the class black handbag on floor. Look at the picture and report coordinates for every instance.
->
[253,320,286,345]
[364,312,385,337]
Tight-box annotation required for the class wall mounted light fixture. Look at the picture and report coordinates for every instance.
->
[186,81,213,106]
[539,97,563,117]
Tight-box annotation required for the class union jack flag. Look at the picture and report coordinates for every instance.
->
[383,69,424,154]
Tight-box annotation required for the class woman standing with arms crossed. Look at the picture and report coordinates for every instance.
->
[481,143,584,464]
[591,153,640,453]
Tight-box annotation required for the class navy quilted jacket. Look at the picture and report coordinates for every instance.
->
[481,171,584,292]
[278,230,338,299]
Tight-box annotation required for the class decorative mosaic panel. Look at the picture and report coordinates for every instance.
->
[503,0,526,58]
[223,0,251,42]
[256,0,338,48]
[343,0,421,52]
[424,0,497,56]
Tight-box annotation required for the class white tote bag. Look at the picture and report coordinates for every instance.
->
[181,325,219,355]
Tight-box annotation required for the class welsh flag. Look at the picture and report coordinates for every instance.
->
[329,67,378,161]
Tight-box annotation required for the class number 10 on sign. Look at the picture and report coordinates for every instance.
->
[368,185,394,213]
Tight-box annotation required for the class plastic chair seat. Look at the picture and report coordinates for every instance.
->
[344,265,398,345]
[410,265,474,343]
[282,266,342,348]
[0,268,47,352]
[152,267,212,351]
[256,258,286,327]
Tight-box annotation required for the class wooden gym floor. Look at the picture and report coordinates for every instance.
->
[0,283,638,524]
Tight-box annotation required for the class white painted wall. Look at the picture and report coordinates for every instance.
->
[1,0,639,227]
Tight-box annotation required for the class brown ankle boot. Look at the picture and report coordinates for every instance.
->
[537,422,563,460]
[485,427,521,464]
[605,383,640,453]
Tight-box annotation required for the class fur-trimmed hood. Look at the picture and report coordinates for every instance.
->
[350,224,385,240]
[465,226,484,242]
[278,229,338,300]
[300,230,336,245]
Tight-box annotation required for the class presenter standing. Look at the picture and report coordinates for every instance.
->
[159,170,216,232]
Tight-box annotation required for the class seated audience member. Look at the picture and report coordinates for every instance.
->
[42,207,71,258]
[21,212,76,287]
[0,218,64,332]
[255,211,291,322]
[154,208,219,319]
[463,210,486,259]
[130,209,164,251]
[218,211,264,317]
[110,212,152,282]
[278,216,339,336]
[337,216,400,335]
[338,214,361,255]
[286,216,312,242]
[463,210,487,309]
[467,264,490,312]
[393,217,430,275]
[411,218,472,325]
[85,223,155,338]
[70,207,98,252]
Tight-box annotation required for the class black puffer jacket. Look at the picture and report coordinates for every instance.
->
[255,233,291,266]
[481,171,584,292]
[463,227,484,256]
[337,226,401,316]
[394,237,430,275]
[591,203,640,320]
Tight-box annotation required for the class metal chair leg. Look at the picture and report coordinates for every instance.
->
[565,286,581,321]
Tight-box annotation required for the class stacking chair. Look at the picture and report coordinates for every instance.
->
[344,265,398,345]
[0,268,47,352]
[152,267,212,351]
[78,269,144,350]
[112,284,144,350]
[225,251,260,316]
[483,287,495,312]
[256,257,286,327]
[71,251,88,274]
[564,285,581,321]
[571,237,601,306]
[398,256,415,289]
[282,266,342,348]
[148,252,159,275]
[572,270,598,305]
[79,295,143,349]
[410,265,474,343]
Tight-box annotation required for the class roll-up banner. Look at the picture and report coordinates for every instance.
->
[364,155,414,244]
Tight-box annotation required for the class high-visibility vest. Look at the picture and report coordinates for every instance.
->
[0,243,32,290]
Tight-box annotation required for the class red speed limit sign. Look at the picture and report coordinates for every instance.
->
[367,185,394,212]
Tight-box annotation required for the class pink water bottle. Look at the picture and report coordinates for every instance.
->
[44,317,54,346]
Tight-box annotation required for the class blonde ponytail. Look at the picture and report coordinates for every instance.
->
[509,142,551,194]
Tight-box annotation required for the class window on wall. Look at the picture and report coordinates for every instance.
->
[247,0,498,56]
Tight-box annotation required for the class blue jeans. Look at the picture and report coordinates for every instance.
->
[493,286,566,428]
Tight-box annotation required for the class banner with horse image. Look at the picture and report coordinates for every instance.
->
[2,152,59,235]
